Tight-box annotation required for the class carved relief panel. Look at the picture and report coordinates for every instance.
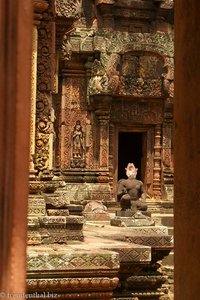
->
[118,52,165,97]
[60,76,97,170]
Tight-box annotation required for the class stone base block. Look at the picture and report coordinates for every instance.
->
[68,204,83,215]
[125,235,173,248]
[40,228,84,243]
[39,216,66,226]
[111,217,155,227]
[44,192,70,208]
[47,209,69,216]
[84,212,111,221]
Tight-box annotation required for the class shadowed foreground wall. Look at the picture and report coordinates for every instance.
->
[174,1,200,299]
[0,0,32,295]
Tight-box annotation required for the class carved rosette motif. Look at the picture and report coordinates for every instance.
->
[34,1,55,175]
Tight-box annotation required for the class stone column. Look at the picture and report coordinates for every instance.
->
[29,25,38,175]
[153,124,162,198]
[162,105,173,201]
[0,0,32,294]
[175,1,200,299]
[34,0,55,178]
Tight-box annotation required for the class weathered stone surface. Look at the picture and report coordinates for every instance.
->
[66,215,85,224]
[111,216,155,227]
[39,216,67,226]
[28,195,46,216]
[27,231,42,245]
[44,193,70,208]
[28,217,40,229]
[55,0,82,18]
[125,235,173,248]
[83,200,111,221]
[47,209,69,216]
[84,212,111,221]
[27,246,120,271]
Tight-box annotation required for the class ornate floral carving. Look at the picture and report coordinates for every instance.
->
[119,78,163,97]
[160,0,174,9]
[35,2,55,175]
[55,0,82,18]
[34,92,54,173]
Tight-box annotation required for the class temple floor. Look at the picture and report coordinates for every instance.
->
[27,220,173,300]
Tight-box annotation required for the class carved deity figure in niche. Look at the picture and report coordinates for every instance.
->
[72,120,84,159]
[117,163,148,216]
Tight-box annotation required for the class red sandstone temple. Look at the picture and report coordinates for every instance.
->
[2,1,200,300]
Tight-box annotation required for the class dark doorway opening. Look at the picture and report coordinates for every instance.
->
[118,132,143,181]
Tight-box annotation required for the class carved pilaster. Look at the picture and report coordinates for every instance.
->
[34,0,55,178]
[153,125,162,198]
[97,113,110,169]
[30,1,50,178]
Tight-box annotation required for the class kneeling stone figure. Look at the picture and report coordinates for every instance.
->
[117,163,148,216]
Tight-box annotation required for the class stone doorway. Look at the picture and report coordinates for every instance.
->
[118,132,144,181]
[112,126,154,197]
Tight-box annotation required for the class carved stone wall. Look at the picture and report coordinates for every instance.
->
[55,0,174,199]
[60,74,97,171]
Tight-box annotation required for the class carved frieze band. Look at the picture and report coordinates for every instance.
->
[111,101,163,124]
[27,277,119,292]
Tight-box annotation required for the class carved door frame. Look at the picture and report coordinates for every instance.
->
[111,124,154,199]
